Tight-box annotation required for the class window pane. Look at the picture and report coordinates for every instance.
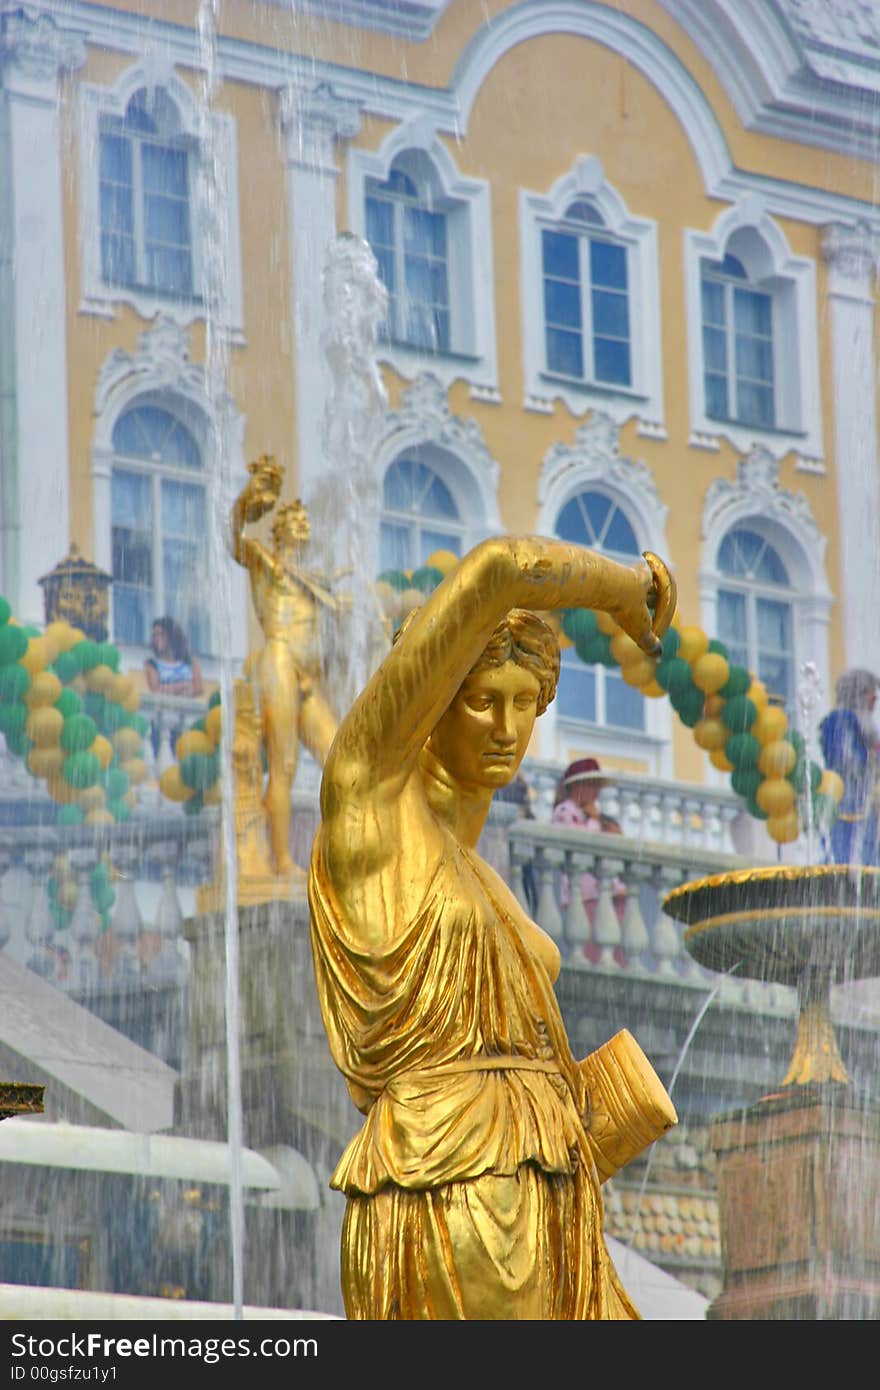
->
[603,508,639,557]
[162,481,208,651]
[365,196,394,250]
[605,669,645,731]
[145,245,193,296]
[701,277,725,326]
[735,334,774,385]
[404,207,446,258]
[542,229,579,280]
[717,588,747,647]
[703,325,727,373]
[590,239,627,290]
[759,655,792,708]
[383,458,415,510]
[144,192,190,246]
[556,655,596,722]
[591,287,628,339]
[420,529,461,563]
[704,372,728,419]
[101,231,136,287]
[379,520,412,573]
[142,143,188,197]
[100,132,133,183]
[111,470,153,644]
[544,277,582,329]
[756,597,791,652]
[736,381,774,427]
[546,327,583,378]
[112,588,151,647]
[421,472,458,519]
[113,406,201,469]
[734,288,772,336]
[593,336,631,385]
[372,244,396,296]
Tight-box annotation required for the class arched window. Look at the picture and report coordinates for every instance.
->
[716,526,795,709]
[99,87,194,297]
[542,199,631,387]
[111,403,208,653]
[379,454,464,573]
[366,165,450,353]
[701,253,774,428]
[554,491,645,732]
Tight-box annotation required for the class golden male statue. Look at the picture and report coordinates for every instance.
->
[230,456,344,878]
[308,534,678,1320]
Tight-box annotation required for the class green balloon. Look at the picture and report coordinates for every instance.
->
[107,799,131,823]
[719,665,751,699]
[183,791,205,817]
[708,639,729,659]
[0,664,30,702]
[72,640,100,671]
[377,569,410,591]
[725,733,761,768]
[673,689,705,726]
[61,713,97,753]
[731,765,762,800]
[56,805,84,826]
[101,703,129,733]
[54,688,82,718]
[562,609,598,644]
[722,695,758,734]
[52,651,80,684]
[575,633,605,665]
[655,656,690,693]
[5,731,30,758]
[208,690,222,709]
[809,761,823,794]
[0,626,26,664]
[410,565,444,594]
[745,793,769,821]
[667,662,696,699]
[0,597,10,626]
[131,714,149,737]
[0,702,27,736]
[660,627,681,661]
[95,642,121,672]
[180,751,219,791]
[104,768,129,800]
[63,751,101,789]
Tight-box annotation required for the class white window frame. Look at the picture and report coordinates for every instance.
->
[366,169,452,355]
[79,60,244,340]
[91,316,248,677]
[521,155,664,437]
[379,452,468,575]
[348,119,498,402]
[535,413,674,777]
[685,199,822,464]
[714,529,799,712]
[701,447,833,780]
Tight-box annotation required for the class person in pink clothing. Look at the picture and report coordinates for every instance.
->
[552,757,626,932]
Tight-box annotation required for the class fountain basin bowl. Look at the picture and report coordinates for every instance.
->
[663,864,880,987]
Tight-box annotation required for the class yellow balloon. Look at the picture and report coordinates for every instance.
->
[758,739,797,778]
[621,655,657,689]
[747,679,770,712]
[84,664,115,693]
[113,727,143,760]
[26,706,63,748]
[27,745,64,779]
[595,611,617,636]
[704,693,725,719]
[641,679,667,699]
[85,809,115,826]
[46,774,75,805]
[766,809,800,844]
[78,784,106,813]
[396,588,425,618]
[693,717,728,751]
[25,671,62,709]
[205,704,223,745]
[176,729,213,762]
[819,770,845,804]
[203,781,223,806]
[610,631,642,667]
[752,705,789,745]
[756,777,797,818]
[677,625,710,664]
[44,620,74,652]
[691,652,730,695]
[159,765,195,802]
[120,756,148,786]
[425,549,459,576]
[373,580,397,614]
[56,878,79,911]
[710,747,734,772]
[91,734,114,769]
[19,637,46,675]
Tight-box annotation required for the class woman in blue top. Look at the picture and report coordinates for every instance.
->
[144,617,204,698]
[819,667,880,865]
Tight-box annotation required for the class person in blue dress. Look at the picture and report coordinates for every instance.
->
[819,667,880,865]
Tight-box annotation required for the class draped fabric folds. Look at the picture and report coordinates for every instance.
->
[308,827,639,1320]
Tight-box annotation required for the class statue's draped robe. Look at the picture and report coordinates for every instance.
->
[308,824,639,1320]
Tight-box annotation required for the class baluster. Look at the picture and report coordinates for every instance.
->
[681,795,702,849]
[111,847,144,981]
[508,841,532,916]
[24,850,54,976]
[593,856,623,969]
[562,847,592,964]
[534,847,563,946]
[641,791,662,845]
[155,710,178,778]
[619,863,650,968]
[153,848,186,983]
[650,867,684,976]
[68,849,101,993]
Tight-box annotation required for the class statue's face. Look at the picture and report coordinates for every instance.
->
[428,659,540,791]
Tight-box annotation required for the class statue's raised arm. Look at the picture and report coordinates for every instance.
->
[324,534,675,803]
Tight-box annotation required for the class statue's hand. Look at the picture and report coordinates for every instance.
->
[240,455,283,522]
[610,553,676,659]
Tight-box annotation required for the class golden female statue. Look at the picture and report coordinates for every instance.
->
[230,456,344,878]
[308,535,678,1320]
